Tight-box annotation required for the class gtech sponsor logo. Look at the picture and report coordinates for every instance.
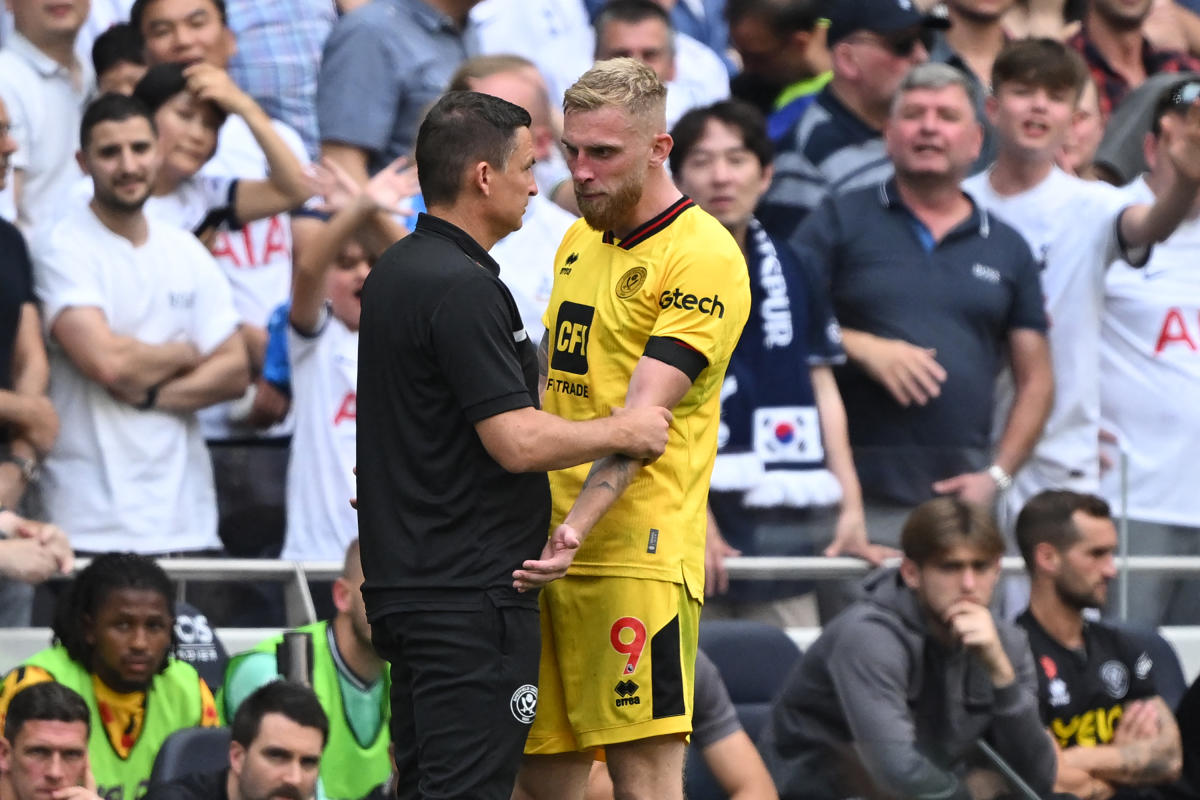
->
[659,287,725,318]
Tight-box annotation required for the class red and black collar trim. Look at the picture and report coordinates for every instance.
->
[602,196,695,249]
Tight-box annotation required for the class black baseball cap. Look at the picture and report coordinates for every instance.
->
[827,0,950,46]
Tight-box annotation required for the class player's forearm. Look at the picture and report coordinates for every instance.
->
[1067,737,1183,786]
[811,366,862,512]
[994,338,1054,475]
[561,454,640,540]
[101,337,200,396]
[12,303,48,396]
[241,103,312,208]
[503,412,648,473]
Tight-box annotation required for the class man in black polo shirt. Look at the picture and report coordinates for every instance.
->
[792,62,1053,543]
[355,91,671,800]
[1015,490,1183,799]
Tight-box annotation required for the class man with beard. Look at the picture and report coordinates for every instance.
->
[511,58,749,800]
[0,554,221,800]
[218,541,390,800]
[1016,490,1183,799]
[1068,0,1200,119]
[32,92,248,557]
[145,681,327,800]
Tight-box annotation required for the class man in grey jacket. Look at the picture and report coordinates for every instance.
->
[759,496,1055,800]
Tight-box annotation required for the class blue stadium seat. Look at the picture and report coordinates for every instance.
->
[149,726,231,786]
[686,620,803,800]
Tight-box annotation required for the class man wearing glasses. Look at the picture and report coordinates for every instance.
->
[756,0,947,242]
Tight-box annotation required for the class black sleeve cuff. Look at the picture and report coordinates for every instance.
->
[643,336,707,382]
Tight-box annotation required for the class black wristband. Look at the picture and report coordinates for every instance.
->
[138,383,161,411]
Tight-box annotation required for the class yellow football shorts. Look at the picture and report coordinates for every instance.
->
[524,574,700,755]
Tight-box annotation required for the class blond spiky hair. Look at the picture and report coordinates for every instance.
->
[563,57,667,129]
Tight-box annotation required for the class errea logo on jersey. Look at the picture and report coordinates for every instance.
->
[659,288,725,318]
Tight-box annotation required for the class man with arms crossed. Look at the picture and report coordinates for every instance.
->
[356,90,671,800]
[1015,490,1183,800]
[511,58,750,800]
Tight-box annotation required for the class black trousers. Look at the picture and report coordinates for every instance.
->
[371,591,540,800]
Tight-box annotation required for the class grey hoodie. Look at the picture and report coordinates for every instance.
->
[759,568,1056,800]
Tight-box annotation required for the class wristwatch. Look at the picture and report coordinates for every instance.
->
[3,454,40,484]
[986,463,1013,492]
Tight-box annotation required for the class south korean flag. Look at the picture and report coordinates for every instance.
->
[753,406,823,465]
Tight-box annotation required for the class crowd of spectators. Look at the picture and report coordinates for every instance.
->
[3,0,1200,795]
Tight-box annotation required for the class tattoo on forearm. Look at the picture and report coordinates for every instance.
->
[581,455,635,495]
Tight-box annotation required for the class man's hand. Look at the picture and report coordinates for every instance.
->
[945,600,1015,687]
[823,511,898,565]
[854,335,946,406]
[184,62,255,117]
[932,471,997,506]
[611,405,672,462]
[11,394,59,455]
[246,377,290,428]
[13,517,73,575]
[704,511,740,597]
[1114,700,1161,744]
[513,523,582,592]
[0,537,62,583]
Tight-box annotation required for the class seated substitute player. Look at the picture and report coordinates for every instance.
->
[0,682,103,800]
[511,58,751,800]
[1015,490,1183,799]
[218,540,390,800]
[0,554,220,800]
[758,497,1056,800]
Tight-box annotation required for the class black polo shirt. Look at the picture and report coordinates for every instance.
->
[1,219,33,393]
[1016,611,1157,749]
[356,213,550,617]
[791,179,1047,506]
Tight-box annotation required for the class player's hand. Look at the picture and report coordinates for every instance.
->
[823,510,898,565]
[513,523,581,592]
[611,405,672,462]
[363,155,419,215]
[1114,699,1161,743]
[52,787,104,800]
[704,515,739,596]
[0,537,62,583]
[12,394,59,455]
[855,335,946,407]
[246,376,291,428]
[945,600,1015,687]
[931,471,997,507]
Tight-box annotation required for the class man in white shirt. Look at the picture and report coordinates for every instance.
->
[593,0,730,129]
[1100,78,1200,626]
[0,0,93,234]
[962,39,1200,533]
[34,93,248,554]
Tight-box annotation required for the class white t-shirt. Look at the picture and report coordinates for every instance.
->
[0,33,92,236]
[1100,177,1200,525]
[472,0,593,107]
[198,113,307,439]
[491,192,577,332]
[964,166,1137,492]
[281,307,358,560]
[33,206,240,553]
[666,32,731,129]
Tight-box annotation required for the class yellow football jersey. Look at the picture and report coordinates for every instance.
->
[540,197,749,598]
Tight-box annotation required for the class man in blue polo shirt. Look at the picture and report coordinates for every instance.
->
[756,0,947,241]
[793,62,1054,544]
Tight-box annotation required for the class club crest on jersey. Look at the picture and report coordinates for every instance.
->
[616,266,647,299]
[1135,652,1153,680]
[1100,660,1130,699]
[1049,678,1071,707]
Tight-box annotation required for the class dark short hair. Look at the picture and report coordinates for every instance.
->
[80,93,156,150]
[724,0,824,33]
[414,91,531,207]
[231,681,329,749]
[669,99,773,174]
[53,552,176,671]
[3,682,91,742]
[901,497,1005,565]
[991,38,1089,100]
[1015,490,1112,570]
[130,0,228,35]
[595,0,673,31]
[92,23,145,78]
[133,62,228,129]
